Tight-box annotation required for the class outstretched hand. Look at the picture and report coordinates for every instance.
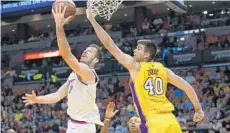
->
[86,9,95,22]
[22,90,37,106]
[52,4,72,28]
[105,102,119,119]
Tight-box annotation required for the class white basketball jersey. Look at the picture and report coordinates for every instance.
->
[66,70,103,126]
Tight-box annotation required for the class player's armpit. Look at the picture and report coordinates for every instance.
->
[62,53,95,84]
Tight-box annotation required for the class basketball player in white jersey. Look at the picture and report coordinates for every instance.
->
[22,4,103,133]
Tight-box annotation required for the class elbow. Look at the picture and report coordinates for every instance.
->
[52,94,62,103]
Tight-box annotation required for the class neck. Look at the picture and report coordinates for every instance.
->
[143,59,151,62]
[89,63,95,69]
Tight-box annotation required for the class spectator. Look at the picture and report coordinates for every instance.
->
[14,110,23,121]
[185,71,196,84]
[1,7,230,133]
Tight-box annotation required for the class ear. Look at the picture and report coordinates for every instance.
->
[93,58,99,64]
[143,52,150,59]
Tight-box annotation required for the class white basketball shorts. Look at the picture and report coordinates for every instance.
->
[66,120,96,133]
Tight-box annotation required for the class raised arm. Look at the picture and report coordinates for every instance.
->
[100,102,118,133]
[52,5,94,83]
[166,68,204,122]
[86,9,139,71]
[22,82,68,105]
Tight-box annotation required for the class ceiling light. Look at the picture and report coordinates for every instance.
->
[167,8,170,11]
[189,5,192,7]
[203,11,208,15]
[212,1,215,4]
[124,13,127,16]
[47,25,50,27]
[12,29,15,32]
[209,14,214,16]
[200,29,205,31]
[180,37,185,41]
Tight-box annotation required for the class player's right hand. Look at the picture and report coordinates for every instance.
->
[52,4,72,28]
[105,102,119,119]
[193,109,205,122]
[22,90,37,106]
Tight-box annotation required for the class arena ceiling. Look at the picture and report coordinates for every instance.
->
[1,1,230,35]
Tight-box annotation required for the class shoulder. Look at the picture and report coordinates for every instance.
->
[139,62,149,68]
[139,61,164,69]
[153,62,165,67]
[165,68,176,79]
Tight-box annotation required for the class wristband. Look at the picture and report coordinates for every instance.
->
[104,117,111,121]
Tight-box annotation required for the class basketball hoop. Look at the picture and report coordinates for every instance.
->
[87,0,124,21]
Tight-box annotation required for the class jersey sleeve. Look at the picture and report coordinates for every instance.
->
[67,72,75,83]
[91,69,99,83]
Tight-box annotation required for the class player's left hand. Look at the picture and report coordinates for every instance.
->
[52,4,72,28]
[105,102,119,119]
[193,109,204,122]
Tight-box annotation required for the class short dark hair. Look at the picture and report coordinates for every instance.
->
[89,44,103,62]
[137,39,158,60]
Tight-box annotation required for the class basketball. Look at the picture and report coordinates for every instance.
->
[52,0,76,22]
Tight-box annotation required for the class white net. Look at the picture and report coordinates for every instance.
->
[87,0,124,21]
